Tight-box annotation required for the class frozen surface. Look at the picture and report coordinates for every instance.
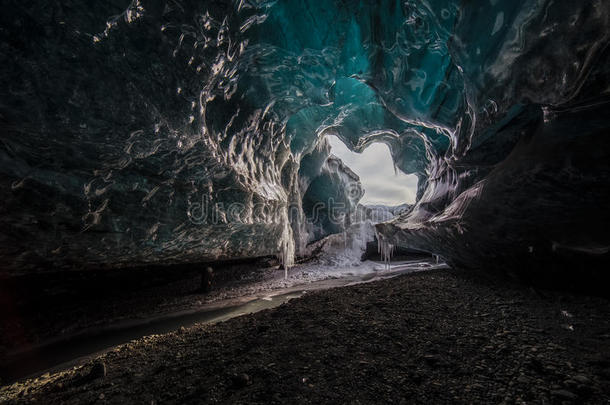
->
[205,258,449,304]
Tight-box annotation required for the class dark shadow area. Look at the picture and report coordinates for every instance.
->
[0,256,278,368]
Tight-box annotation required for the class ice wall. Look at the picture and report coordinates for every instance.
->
[301,155,363,242]
[1,1,300,273]
[376,1,610,287]
[1,0,609,282]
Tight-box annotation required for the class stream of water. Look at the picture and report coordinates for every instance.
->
[1,259,448,384]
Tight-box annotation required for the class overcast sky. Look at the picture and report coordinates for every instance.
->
[327,135,418,206]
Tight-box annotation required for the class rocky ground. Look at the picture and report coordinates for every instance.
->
[1,269,610,404]
[0,255,434,367]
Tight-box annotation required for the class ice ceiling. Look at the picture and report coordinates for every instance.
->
[1,0,609,282]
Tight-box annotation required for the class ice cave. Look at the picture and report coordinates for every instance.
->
[1,0,609,402]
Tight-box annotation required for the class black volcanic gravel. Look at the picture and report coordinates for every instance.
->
[2,269,610,404]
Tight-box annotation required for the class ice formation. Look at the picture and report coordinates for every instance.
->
[376,229,395,271]
[0,1,609,285]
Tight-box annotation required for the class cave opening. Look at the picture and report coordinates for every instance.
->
[326,135,418,207]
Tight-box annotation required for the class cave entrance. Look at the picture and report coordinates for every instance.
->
[327,135,418,207]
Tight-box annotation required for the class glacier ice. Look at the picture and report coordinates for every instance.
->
[301,203,410,267]
[0,0,609,286]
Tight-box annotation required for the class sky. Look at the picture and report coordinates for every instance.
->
[327,135,418,206]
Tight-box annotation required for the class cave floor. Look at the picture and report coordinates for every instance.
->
[0,257,441,375]
[2,269,610,404]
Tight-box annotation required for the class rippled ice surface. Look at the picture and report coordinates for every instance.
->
[1,1,609,283]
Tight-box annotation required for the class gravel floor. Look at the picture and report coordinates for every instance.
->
[1,269,609,404]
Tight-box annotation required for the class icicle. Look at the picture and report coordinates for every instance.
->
[278,212,295,280]
[278,243,292,279]
[375,229,394,271]
[278,239,294,279]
